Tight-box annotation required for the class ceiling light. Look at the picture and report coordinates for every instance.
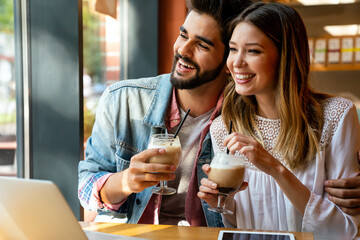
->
[297,0,356,5]
[324,24,360,36]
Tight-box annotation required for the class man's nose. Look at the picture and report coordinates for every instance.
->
[178,41,193,58]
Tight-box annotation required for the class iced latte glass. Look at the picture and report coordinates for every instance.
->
[208,152,245,214]
[148,134,182,195]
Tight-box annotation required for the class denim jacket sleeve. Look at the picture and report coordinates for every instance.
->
[78,74,172,213]
[78,86,121,211]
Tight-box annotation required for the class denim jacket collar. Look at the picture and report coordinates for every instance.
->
[142,74,173,128]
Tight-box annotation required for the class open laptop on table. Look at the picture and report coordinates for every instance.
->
[0,177,145,240]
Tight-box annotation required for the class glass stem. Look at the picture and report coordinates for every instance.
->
[217,195,222,208]
[218,194,227,209]
[160,180,165,189]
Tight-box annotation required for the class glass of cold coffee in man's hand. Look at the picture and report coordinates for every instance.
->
[148,134,182,195]
[208,152,245,214]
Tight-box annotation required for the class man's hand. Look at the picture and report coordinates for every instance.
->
[124,148,177,193]
[100,148,176,205]
[324,150,360,216]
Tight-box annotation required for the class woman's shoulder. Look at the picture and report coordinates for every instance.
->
[210,115,227,132]
[210,115,228,152]
[320,96,355,145]
[322,96,354,123]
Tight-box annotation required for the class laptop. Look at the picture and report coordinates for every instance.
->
[0,177,145,240]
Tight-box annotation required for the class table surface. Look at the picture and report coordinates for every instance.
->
[80,222,314,240]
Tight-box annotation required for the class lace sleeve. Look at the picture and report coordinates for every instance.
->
[320,97,353,147]
[210,116,228,153]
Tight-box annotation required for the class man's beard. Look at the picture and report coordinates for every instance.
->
[170,53,225,90]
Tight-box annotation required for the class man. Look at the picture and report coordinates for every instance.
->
[78,0,252,227]
[325,151,360,216]
[78,0,360,227]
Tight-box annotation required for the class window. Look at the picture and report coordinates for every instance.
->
[0,0,16,176]
[83,0,121,143]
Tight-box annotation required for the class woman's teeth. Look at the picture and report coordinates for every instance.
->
[235,74,255,80]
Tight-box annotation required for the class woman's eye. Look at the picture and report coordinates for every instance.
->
[229,47,237,52]
[248,49,261,54]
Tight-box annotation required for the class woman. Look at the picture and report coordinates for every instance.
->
[198,2,360,239]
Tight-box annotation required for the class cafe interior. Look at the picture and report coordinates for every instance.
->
[0,0,360,239]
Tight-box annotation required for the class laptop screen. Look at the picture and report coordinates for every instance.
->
[0,177,88,240]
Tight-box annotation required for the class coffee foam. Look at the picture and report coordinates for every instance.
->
[148,143,181,149]
[210,153,245,169]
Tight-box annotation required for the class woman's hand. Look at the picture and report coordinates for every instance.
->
[197,164,248,207]
[223,132,282,177]
[223,132,311,215]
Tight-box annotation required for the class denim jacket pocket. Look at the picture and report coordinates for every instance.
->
[115,140,141,172]
[115,154,131,172]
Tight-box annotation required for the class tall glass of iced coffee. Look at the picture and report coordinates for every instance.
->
[207,152,245,214]
[148,134,182,195]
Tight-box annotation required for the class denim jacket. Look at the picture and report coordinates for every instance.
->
[78,74,223,227]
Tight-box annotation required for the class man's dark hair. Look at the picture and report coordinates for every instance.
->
[186,0,253,50]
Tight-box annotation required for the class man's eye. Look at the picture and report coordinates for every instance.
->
[180,33,187,39]
[198,43,209,50]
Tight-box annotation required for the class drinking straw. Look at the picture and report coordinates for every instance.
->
[226,121,233,154]
[173,109,191,138]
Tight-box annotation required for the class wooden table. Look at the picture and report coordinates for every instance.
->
[80,222,314,240]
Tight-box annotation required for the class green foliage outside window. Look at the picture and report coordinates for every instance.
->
[0,0,14,33]
[83,1,104,84]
